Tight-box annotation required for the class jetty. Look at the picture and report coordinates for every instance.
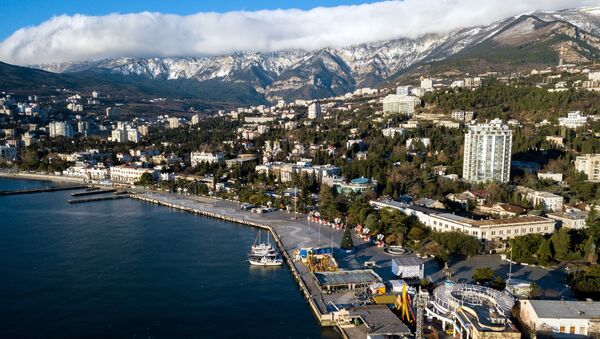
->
[70,189,116,197]
[68,195,130,204]
[0,186,86,196]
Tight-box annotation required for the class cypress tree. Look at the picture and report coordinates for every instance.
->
[340,226,354,251]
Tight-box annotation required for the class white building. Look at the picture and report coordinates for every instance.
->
[420,78,433,90]
[396,86,411,96]
[391,257,424,279]
[518,187,564,212]
[451,110,474,121]
[558,111,588,129]
[168,117,180,129]
[191,114,201,125]
[307,102,321,119]
[382,95,419,115]
[547,210,588,229]
[537,172,563,183]
[575,154,600,182]
[382,127,407,138]
[190,151,224,166]
[370,200,555,243]
[109,165,158,185]
[463,119,512,183]
[48,121,74,138]
[519,299,600,337]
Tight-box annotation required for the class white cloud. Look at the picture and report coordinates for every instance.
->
[0,0,596,65]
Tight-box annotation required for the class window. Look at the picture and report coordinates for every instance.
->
[570,327,575,334]
[507,230,511,234]
[580,327,586,335]
[560,326,565,333]
[530,228,534,232]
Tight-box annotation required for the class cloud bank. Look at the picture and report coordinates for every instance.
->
[0,0,596,65]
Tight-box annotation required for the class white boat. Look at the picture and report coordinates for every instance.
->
[248,231,283,266]
[249,255,283,266]
[249,231,275,256]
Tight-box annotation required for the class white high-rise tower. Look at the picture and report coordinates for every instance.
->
[462,119,512,183]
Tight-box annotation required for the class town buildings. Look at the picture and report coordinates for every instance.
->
[382,95,419,115]
[190,151,224,166]
[558,111,588,129]
[575,154,600,182]
[462,119,512,183]
[48,121,74,138]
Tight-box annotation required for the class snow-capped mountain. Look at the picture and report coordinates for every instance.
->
[32,7,600,102]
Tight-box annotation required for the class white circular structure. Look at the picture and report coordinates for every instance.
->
[431,282,515,317]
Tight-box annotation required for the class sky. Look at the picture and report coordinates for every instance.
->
[0,0,597,66]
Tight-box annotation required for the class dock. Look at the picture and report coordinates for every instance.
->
[0,186,87,196]
[68,195,130,204]
[70,189,116,197]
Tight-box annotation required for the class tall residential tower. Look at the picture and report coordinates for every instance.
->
[462,119,512,183]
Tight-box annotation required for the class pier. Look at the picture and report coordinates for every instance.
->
[68,195,130,204]
[0,186,86,196]
[70,189,116,197]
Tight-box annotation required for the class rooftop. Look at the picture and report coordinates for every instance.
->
[315,269,382,287]
[526,300,600,319]
[349,305,412,336]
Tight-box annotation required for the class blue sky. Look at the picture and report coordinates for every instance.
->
[0,0,381,39]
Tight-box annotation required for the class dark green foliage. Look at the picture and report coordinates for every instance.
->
[473,268,495,283]
[340,226,354,250]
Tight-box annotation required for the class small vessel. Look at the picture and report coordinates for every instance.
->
[249,231,275,256]
[248,255,283,266]
[248,231,283,266]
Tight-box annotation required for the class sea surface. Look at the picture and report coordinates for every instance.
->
[0,178,336,338]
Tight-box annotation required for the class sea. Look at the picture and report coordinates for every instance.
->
[0,178,337,338]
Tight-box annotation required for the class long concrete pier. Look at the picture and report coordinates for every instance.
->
[130,193,337,327]
[68,195,129,204]
[0,186,86,196]
[70,189,116,197]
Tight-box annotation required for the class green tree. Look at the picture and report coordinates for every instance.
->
[550,228,571,261]
[135,172,156,186]
[340,226,354,251]
[408,227,426,242]
[536,238,553,265]
[473,268,495,284]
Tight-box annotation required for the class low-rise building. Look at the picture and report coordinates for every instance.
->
[519,299,600,337]
[558,111,588,129]
[517,187,564,212]
[109,165,158,185]
[546,209,588,229]
[190,151,224,166]
[326,177,377,195]
[370,200,555,243]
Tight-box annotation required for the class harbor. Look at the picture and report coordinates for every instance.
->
[130,192,412,338]
[0,178,327,338]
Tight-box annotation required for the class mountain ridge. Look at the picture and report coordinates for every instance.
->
[7,7,600,104]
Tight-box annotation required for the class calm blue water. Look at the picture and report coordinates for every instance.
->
[0,178,336,338]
